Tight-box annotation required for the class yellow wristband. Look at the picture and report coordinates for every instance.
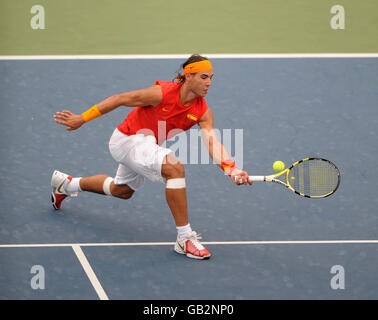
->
[221,159,238,176]
[81,105,102,122]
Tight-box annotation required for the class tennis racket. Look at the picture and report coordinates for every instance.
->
[242,158,340,198]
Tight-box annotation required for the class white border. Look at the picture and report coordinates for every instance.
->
[0,53,378,60]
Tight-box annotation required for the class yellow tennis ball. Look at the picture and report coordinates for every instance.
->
[273,160,285,172]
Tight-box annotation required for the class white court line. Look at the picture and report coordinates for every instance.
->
[0,53,378,60]
[72,245,109,300]
[1,239,378,248]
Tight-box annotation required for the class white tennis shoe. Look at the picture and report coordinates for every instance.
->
[174,231,211,260]
[51,170,77,210]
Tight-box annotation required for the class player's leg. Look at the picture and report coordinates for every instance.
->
[79,175,134,199]
[51,128,144,210]
[161,153,211,260]
[51,170,135,210]
[161,153,188,227]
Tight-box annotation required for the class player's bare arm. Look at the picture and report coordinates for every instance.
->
[198,108,252,186]
[54,85,162,131]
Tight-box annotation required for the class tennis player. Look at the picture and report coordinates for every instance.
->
[52,54,252,260]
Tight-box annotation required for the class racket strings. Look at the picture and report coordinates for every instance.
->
[288,159,340,197]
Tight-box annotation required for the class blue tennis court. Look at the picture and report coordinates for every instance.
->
[0,56,377,301]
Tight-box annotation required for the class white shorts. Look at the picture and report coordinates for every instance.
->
[108,128,172,191]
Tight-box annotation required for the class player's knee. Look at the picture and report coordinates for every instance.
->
[173,162,185,177]
[118,191,134,200]
[162,157,185,179]
[109,182,134,200]
[114,189,134,200]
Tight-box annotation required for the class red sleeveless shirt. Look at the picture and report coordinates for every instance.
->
[117,81,209,145]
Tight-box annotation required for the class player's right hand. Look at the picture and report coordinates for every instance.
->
[54,110,85,131]
[231,169,253,186]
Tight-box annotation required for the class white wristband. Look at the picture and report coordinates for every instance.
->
[166,178,186,189]
[103,177,114,195]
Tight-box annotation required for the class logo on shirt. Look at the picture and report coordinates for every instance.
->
[187,114,198,121]
[162,107,169,112]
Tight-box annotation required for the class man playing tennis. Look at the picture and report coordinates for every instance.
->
[52,54,252,260]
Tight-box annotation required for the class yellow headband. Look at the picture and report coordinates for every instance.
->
[183,60,213,74]
[176,60,213,81]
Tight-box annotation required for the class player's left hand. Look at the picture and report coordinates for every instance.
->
[54,110,85,131]
[231,169,253,186]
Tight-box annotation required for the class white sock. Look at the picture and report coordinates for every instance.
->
[65,177,82,193]
[176,224,192,241]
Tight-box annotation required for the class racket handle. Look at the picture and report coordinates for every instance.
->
[248,176,265,182]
